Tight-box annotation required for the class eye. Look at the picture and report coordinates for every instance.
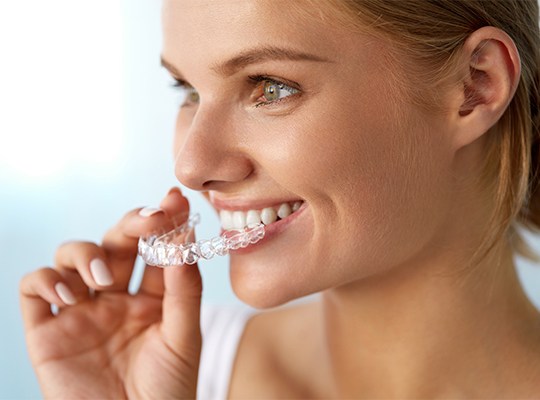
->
[184,89,200,105]
[250,76,300,107]
[170,79,200,107]
[262,80,298,102]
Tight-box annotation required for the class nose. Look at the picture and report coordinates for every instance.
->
[174,105,253,191]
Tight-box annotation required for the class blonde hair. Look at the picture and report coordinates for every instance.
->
[298,0,540,267]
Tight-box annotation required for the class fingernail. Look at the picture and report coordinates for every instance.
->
[55,282,77,305]
[139,207,163,217]
[90,258,114,286]
[168,187,182,196]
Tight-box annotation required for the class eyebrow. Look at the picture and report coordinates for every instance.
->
[160,46,332,79]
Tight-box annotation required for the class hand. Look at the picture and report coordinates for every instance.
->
[20,187,203,399]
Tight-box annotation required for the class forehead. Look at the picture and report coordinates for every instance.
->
[161,0,356,73]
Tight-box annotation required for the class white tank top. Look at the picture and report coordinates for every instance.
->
[197,304,257,400]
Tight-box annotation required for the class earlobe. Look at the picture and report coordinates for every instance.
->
[452,26,521,149]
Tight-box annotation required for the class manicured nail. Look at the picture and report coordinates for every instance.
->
[139,207,163,217]
[168,187,182,196]
[90,258,114,286]
[55,282,77,305]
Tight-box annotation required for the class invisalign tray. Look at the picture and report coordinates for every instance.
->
[138,213,265,267]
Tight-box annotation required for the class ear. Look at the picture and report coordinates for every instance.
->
[450,26,521,150]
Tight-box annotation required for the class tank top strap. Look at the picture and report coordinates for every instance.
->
[197,304,257,400]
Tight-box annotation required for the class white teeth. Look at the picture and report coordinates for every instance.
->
[232,211,246,230]
[219,210,234,230]
[219,201,304,229]
[260,207,278,225]
[246,210,261,227]
[277,203,292,219]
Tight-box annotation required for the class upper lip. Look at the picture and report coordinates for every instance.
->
[209,195,304,212]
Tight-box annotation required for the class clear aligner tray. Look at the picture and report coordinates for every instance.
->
[138,213,265,267]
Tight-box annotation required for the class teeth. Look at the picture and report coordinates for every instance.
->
[260,207,278,225]
[220,210,234,230]
[246,210,261,227]
[219,201,303,230]
[277,203,292,219]
[232,211,246,230]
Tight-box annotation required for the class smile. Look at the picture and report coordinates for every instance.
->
[218,200,304,230]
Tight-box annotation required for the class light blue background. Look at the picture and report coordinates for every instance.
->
[0,1,238,398]
[0,1,539,399]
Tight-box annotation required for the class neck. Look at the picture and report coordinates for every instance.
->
[319,241,540,398]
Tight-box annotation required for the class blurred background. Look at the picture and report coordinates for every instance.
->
[0,1,539,398]
[0,1,238,398]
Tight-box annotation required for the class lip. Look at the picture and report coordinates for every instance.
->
[222,201,308,255]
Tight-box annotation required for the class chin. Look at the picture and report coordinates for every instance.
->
[228,263,313,309]
[230,276,296,309]
[228,259,332,309]
[234,291,312,309]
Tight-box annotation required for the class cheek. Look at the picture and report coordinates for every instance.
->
[255,84,453,279]
[321,102,454,277]
[228,86,456,307]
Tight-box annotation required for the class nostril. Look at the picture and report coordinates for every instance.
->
[200,177,246,192]
[202,180,219,190]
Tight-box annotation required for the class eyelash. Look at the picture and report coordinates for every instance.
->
[170,78,189,90]
[169,75,300,108]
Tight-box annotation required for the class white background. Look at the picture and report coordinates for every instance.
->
[0,1,539,398]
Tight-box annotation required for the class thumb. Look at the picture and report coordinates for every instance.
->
[161,227,203,360]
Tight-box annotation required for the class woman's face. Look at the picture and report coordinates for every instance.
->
[162,0,457,307]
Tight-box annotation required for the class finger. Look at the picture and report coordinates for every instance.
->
[100,206,175,291]
[161,227,203,359]
[55,241,114,290]
[60,269,92,302]
[101,207,170,253]
[139,187,191,296]
[138,265,164,297]
[103,186,189,254]
[20,267,77,330]
[159,186,190,219]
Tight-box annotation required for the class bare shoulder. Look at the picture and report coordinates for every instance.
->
[227,300,324,399]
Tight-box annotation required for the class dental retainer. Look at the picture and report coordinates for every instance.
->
[138,213,265,267]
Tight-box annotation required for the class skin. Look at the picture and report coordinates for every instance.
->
[20,0,540,398]
[167,0,454,308]
[20,189,204,399]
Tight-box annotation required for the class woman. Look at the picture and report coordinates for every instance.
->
[20,0,540,398]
